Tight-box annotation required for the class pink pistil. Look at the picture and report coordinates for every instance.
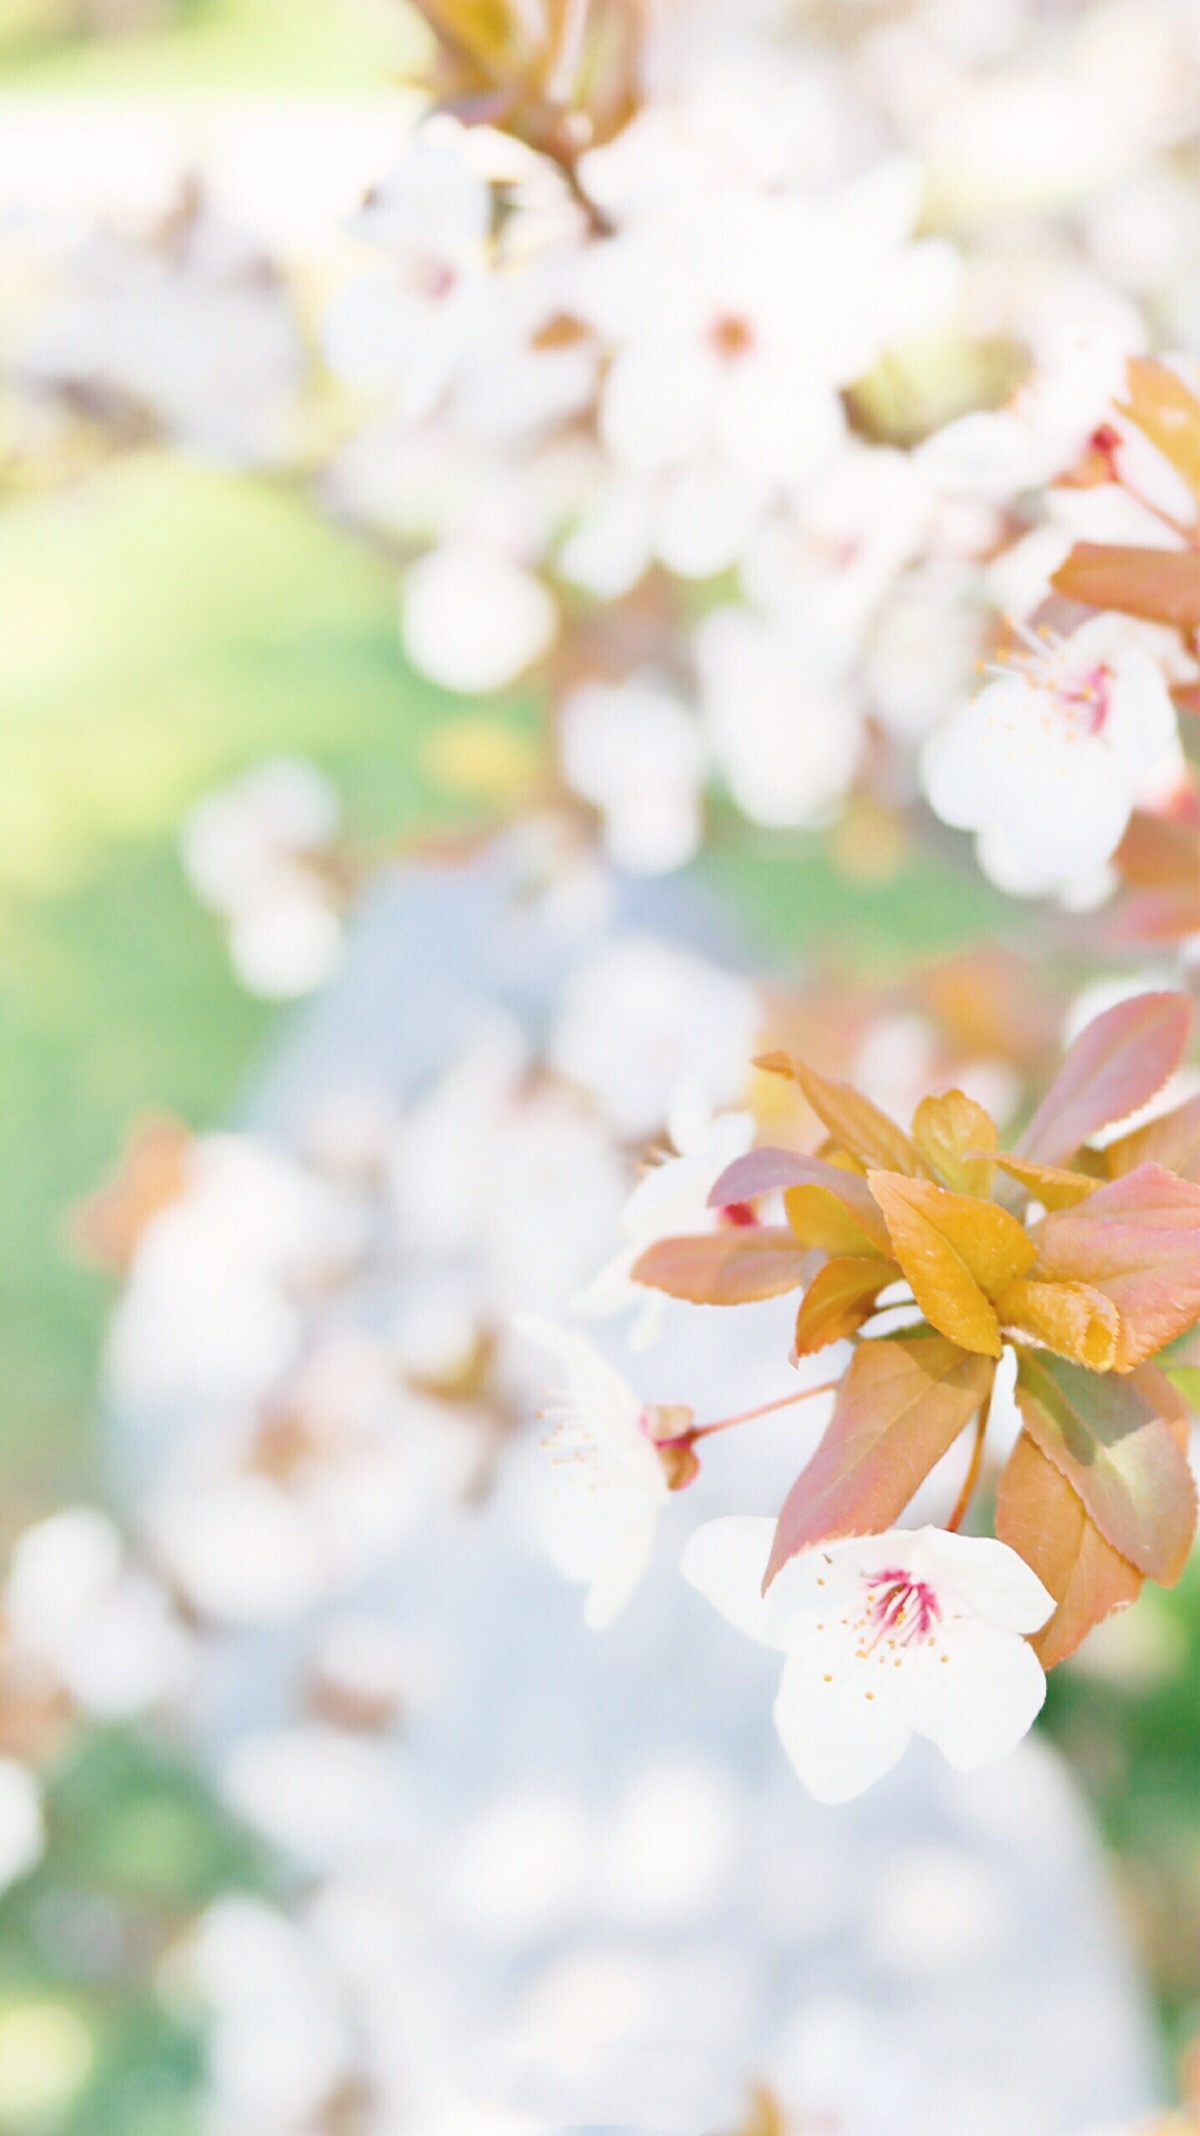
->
[1056,662,1113,736]
[862,1570,941,1648]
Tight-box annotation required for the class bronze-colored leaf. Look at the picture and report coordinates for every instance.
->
[997,1277,1120,1371]
[912,1089,998,1196]
[1014,1347,1196,1584]
[866,1171,1036,1357]
[1017,991,1192,1168]
[631,1228,813,1306]
[1114,809,1200,891]
[1050,543,1200,632]
[1032,1160,1200,1368]
[995,1432,1142,1668]
[792,1257,894,1356]
[754,1053,927,1176]
[766,1336,994,1584]
[1105,1092,1200,1181]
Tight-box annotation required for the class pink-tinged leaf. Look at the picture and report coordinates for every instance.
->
[1013,1347,1196,1584]
[1050,543,1200,631]
[1113,888,1200,944]
[632,1228,813,1306]
[1115,810,1200,891]
[1032,1161,1200,1367]
[1017,992,1192,1167]
[996,1432,1143,1668]
[708,1148,891,1253]
[1105,1093,1200,1181]
[792,1257,893,1356]
[765,1336,995,1585]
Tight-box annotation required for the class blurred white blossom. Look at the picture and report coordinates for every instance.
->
[923,613,1183,896]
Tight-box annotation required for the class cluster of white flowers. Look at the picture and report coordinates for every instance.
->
[303,0,1200,906]
[6,0,1200,909]
[181,759,345,998]
[0,1500,199,1948]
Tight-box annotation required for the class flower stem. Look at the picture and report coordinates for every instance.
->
[945,1405,988,1534]
[689,1379,842,1443]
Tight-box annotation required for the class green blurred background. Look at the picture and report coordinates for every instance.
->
[2,3,1200,2126]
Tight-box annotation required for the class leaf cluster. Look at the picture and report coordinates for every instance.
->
[634,991,1200,1663]
[408,0,642,170]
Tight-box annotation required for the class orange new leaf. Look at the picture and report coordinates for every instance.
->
[866,1172,1036,1358]
[911,1089,998,1197]
[996,1277,1120,1372]
[991,1155,1100,1210]
[754,1053,927,1177]
[996,1432,1142,1668]
[1050,544,1200,632]
[792,1257,894,1356]
[1117,358,1200,507]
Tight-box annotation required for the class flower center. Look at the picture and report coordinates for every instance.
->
[861,1569,941,1648]
[414,257,459,303]
[708,311,755,362]
[997,626,1115,739]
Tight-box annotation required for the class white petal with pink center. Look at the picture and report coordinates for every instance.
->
[514,1318,669,1629]
[682,1519,1052,1803]
[922,613,1180,896]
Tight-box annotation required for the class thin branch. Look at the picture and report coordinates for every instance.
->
[945,1405,988,1534]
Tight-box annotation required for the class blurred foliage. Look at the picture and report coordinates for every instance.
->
[0,1728,269,2135]
[0,453,540,1497]
[0,0,421,91]
[1044,1561,1200,2068]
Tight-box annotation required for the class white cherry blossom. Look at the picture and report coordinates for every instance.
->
[558,674,709,876]
[401,542,558,694]
[571,162,956,484]
[922,612,1182,896]
[572,1097,754,1345]
[695,608,864,829]
[558,462,771,596]
[547,935,761,1139]
[514,1317,669,1628]
[683,1518,1053,1802]
[182,759,343,998]
[917,283,1145,503]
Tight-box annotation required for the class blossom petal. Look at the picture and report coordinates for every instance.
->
[907,1616,1046,1771]
[585,1508,660,1629]
[905,1527,1054,1635]
[773,1634,912,1803]
[514,1315,665,1494]
[681,1517,794,1650]
[601,343,712,473]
